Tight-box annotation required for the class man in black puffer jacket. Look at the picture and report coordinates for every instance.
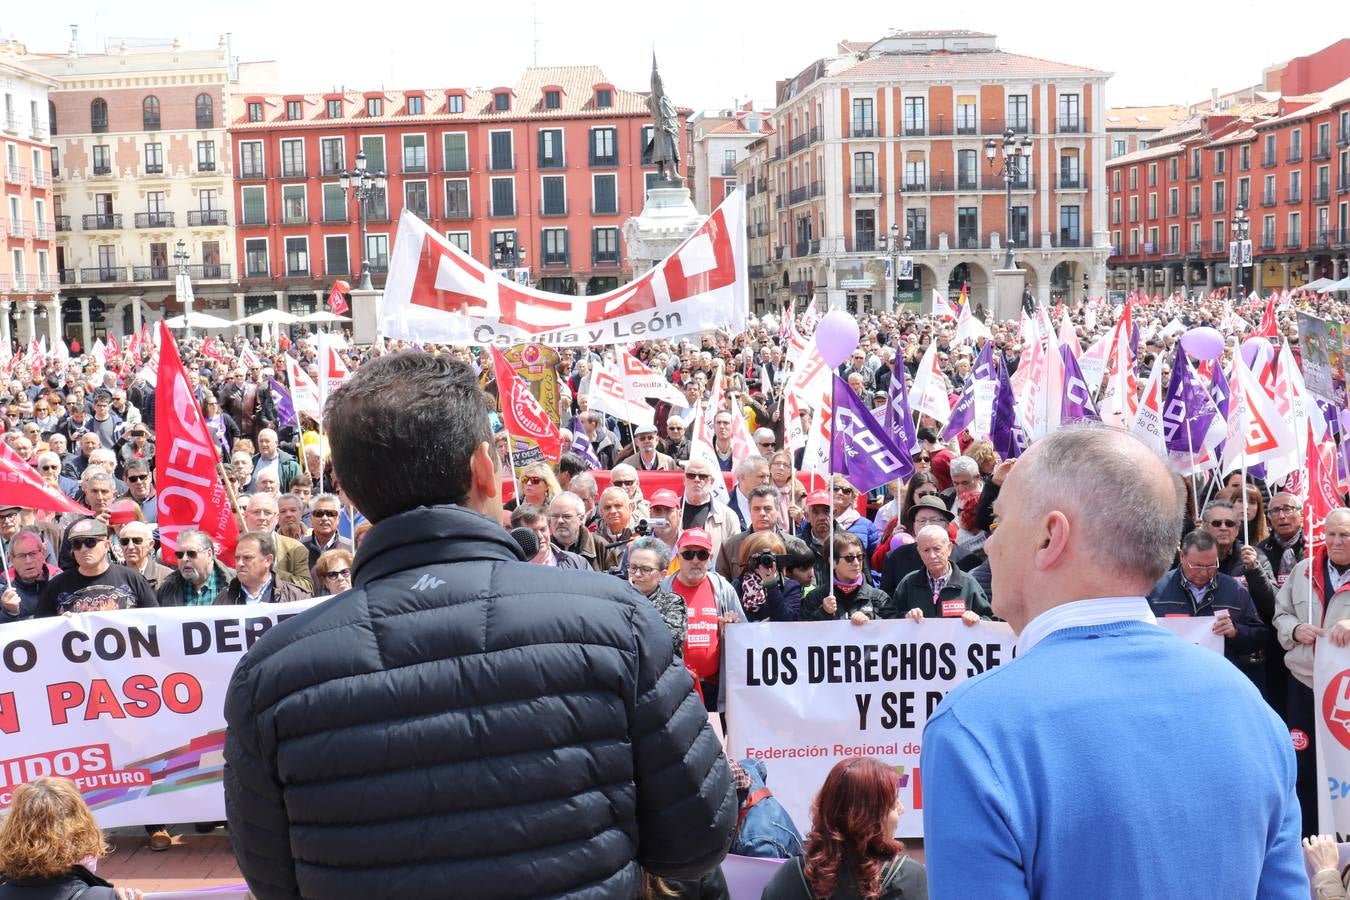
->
[223,352,736,899]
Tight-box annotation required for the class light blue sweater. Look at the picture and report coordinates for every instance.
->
[920,620,1307,899]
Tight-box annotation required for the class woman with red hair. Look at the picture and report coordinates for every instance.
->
[760,756,927,899]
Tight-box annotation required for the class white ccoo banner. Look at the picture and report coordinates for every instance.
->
[725,617,1221,837]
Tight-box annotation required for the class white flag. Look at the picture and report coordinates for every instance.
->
[907,342,951,425]
[588,358,655,427]
[931,288,957,321]
[1221,352,1297,475]
[618,348,686,406]
[1129,355,1167,456]
[954,302,992,346]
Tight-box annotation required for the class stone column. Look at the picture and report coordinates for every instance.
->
[232,292,245,339]
[131,296,144,336]
[23,300,36,345]
[1036,279,1051,309]
[1163,267,1174,296]
[79,297,92,351]
[0,301,11,353]
[1203,265,1214,293]
[1281,261,1291,290]
[45,298,61,348]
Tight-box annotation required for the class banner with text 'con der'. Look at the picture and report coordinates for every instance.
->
[725,617,1222,837]
[0,601,320,827]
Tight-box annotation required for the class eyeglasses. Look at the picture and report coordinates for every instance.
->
[39,464,60,471]
[127,474,150,483]
[628,565,660,576]
[322,568,352,581]
[1184,561,1220,571]
[917,455,932,463]
[838,553,866,563]
[612,479,635,488]
[1269,506,1300,516]
[119,536,146,546]
[523,476,546,486]
[685,472,712,481]
[179,549,207,559]
[311,509,339,518]
[833,486,857,495]
[1207,519,1238,529]
[548,513,578,522]
[0,510,20,520]
[70,537,103,550]
[680,549,711,561]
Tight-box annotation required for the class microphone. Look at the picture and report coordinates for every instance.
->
[509,526,540,560]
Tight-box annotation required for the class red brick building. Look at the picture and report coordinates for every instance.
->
[1106,41,1350,296]
[228,66,685,314]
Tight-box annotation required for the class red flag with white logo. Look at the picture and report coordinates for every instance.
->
[490,346,562,461]
[154,322,238,565]
[0,440,91,516]
[1305,422,1342,552]
[328,280,350,316]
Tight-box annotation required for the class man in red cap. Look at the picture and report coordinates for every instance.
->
[797,489,835,586]
[661,528,744,711]
[647,489,681,548]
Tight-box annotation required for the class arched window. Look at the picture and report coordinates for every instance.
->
[195,93,213,129]
[143,96,161,131]
[48,101,57,136]
[90,98,108,133]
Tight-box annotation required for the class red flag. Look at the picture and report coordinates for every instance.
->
[106,331,120,356]
[1305,422,1342,553]
[1254,297,1279,339]
[0,441,92,516]
[154,322,239,565]
[328,280,350,316]
[200,336,226,365]
[489,346,562,461]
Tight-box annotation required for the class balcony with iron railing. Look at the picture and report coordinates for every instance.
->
[846,236,878,253]
[81,266,126,284]
[54,215,70,232]
[6,165,27,183]
[849,179,878,194]
[1311,230,1332,249]
[1287,149,1304,164]
[1058,172,1085,189]
[748,264,770,278]
[185,264,231,280]
[539,200,568,217]
[134,212,174,229]
[1260,235,1277,251]
[1261,192,1278,207]
[1314,184,1331,203]
[903,121,927,136]
[36,275,54,291]
[6,219,30,238]
[1187,203,1202,218]
[132,266,172,282]
[1163,240,1182,257]
[1314,143,1332,161]
[790,280,814,296]
[774,245,786,260]
[1287,189,1302,204]
[1284,234,1303,249]
[197,160,217,172]
[30,170,48,188]
[1049,233,1083,248]
[907,233,929,251]
[188,210,229,226]
[238,164,265,180]
[1334,227,1350,246]
[1056,117,1082,134]
[58,268,74,284]
[1188,240,1205,255]
[789,185,809,205]
[850,122,875,139]
[33,221,51,239]
[1340,129,1350,147]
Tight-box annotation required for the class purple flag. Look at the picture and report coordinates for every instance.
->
[884,360,918,453]
[829,375,913,493]
[1059,345,1100,423]
[569,430,601,469]
[941,377,975,441]
[269,377,297,430]
[990,355,1027,460]
[1162,344,1218,454]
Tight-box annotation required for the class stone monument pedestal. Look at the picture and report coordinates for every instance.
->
[623,183,704,277]
[992,268,1026,323]
[349,288,382,345]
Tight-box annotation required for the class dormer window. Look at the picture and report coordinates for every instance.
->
[494,92,511,112]
[286,99,302,121]
[247,101,263,123]
[366,96,383,116]
[595,88,613,109]
[447,93,465,114]
[327,98,343,118]
[545,90,561,110]
[407,95,424,115]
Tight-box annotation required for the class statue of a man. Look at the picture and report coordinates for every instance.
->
[646,56,681,183]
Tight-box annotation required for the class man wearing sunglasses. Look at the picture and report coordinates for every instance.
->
[117,521,172,589]
[659,528,744,712]
[36,517,157,616]
[303,494,352,581]
[1200,497,1277,633]
[680,457,738,560]
[157,528,235,607]
[123,458,157,522]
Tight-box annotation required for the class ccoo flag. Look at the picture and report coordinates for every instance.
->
[829,375,913,493]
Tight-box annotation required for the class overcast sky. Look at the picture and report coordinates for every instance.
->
[6,0,1330,112]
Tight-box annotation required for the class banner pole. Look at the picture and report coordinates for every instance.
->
[1185,427,1201,526]
[0,537,12,589]
[828,376,836,606]
[216,461,247,533]
[1241,458,1250,547]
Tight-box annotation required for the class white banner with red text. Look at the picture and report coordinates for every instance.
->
[0,600,321,827]
[380,191,747,346]
[1313,637,1350,834]
[724,617,1222,837]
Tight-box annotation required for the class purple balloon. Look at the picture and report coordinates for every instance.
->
[1179,326,1224,360]
[815,310,860,368]
[1241,336,1274,369]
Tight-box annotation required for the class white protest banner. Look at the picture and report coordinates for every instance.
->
[725,617,1222,837]
[1315,638,1350,834]
[381,190,747,346]
[0,600,321,827]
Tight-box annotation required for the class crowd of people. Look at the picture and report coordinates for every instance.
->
[1,286,1349,897]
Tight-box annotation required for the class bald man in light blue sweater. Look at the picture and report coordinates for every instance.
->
[922,426,1305,899]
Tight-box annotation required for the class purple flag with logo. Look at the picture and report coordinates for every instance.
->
[941,377,975,441]
[269,377,297,430]
[990,355,1027,459]
[884,360,918,453]
[1162,344,1218,453]
[569,430,601,469]
[830,375,913,493]
[1059,345,1100,423]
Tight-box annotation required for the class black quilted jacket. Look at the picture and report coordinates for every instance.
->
[223,504,736,899]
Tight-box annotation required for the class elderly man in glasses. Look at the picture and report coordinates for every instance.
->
[546,491,608,572]
[122,458,158,522]
[659,528,744,711]
[156,529,234,607]
[1200,497,1277,634]
[680,456,738,561]
[117,521,172,589]
[1147,529,1266,685]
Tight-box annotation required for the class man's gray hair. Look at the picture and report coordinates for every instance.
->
[1327,508,1350,529]
[599,485,631,506]
[629,536,672,569]
[248,492,279,513]
[734,454,768,479]
[36,451,60,468]
[569,472,598,501]
[753,427,775,443]
[916,524,951,545]
[549,491,586,516]
[176,528,215,554]
[80,468,114,489]
[312,492,341,509]
[1201,498,1237,521]
[950,456,980,479]
[1019,424,1181,584]
[748,484,781,502]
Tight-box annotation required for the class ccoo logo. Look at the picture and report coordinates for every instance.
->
[507,383,553,441]
[1321,668,1350,752]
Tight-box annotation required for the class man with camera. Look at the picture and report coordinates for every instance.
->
[717,484,785,583]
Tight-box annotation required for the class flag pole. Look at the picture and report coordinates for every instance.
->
[0,537,13,589]
[1241,458,1250,547]
[827,375,836,609]
[1184,427,1201,527]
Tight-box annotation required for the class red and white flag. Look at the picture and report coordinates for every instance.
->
[328,279,351,316]
[1305,422,1342,552]
[1221,351,1297,476]
[316,333,351,403]
[953,301,991,346]
[27,337,42,375]
[106,332,120,356]
[239,344,263,370]
[154,322,238,565]
[930,287,957,321]
[0,441,91,516]
[200,337,226,366]
[1098,306,1139,428]
[618,348,686,406]
[588,357,655,428]
[285,357,324,422]
[489,346,562,461]
[1252,297,1279,339]
[380,191,747,345]
[1129,355,1167,456]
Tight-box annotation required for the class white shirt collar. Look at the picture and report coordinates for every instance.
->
[1014,596,1157,658]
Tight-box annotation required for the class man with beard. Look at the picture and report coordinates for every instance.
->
[156,529,233,607]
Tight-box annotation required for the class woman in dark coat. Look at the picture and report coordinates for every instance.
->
[801,533,887,623]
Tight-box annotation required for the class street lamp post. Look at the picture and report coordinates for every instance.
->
[985,127,1033,271]
[173,238,191,341]
[1232,203,1251,301]
[339,150,387,292]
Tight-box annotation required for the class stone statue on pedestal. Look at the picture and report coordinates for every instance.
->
[645,55,682,185]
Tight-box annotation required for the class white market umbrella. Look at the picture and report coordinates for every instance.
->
[163,311,235,330]
[1304,277,1333,292]
[1325,275,1350,292]
[239,308,301,325]
[299,311,352,323]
